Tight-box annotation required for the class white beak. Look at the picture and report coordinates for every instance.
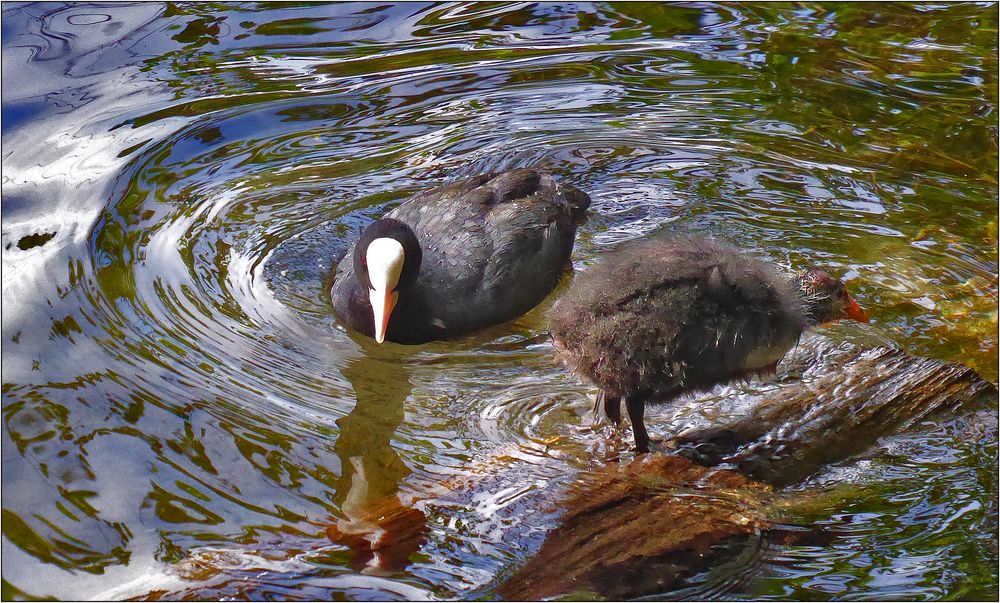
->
[365,238,405,343]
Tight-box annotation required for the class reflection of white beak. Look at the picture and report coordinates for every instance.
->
[366,238,405,343]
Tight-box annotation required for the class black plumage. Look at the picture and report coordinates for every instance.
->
[548,235,869,452]
[331,169,590,344]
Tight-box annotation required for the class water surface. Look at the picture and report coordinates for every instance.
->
[2,2,997,600]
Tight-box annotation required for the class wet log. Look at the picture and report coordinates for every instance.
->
[670,341,997,485]
[498,454,771,601]
[498,344,996,601]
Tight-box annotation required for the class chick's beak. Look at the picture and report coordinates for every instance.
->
[844,294,869,323]
[369,287,398,344]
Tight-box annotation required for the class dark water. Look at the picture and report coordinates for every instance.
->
[2,2,997,600]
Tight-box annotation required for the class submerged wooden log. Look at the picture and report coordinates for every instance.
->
[670,341,997,484]
[498,344,996,600]
[498,454,771,601]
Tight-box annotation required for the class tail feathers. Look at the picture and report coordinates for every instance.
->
[483,169,591,223]
[487,169,542,203]
[561,182,591,224]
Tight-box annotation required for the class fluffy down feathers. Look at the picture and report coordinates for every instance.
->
[548,236,806,401]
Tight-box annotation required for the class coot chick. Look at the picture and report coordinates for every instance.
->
[331,169,590,344]
[548,235,869,452]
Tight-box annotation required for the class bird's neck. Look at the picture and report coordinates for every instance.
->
[794,277,829,328]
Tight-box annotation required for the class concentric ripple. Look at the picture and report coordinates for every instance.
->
[2,2,996,600]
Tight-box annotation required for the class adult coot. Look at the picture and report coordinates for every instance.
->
[548,235,869,452]
[331,169,590,344]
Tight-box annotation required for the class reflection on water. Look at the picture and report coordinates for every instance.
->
[330,356,427,574]
[1,2,997,600]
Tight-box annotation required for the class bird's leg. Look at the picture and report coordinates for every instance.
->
[625,395,650,453]
[596,392,625,461]
[603,393,622,426]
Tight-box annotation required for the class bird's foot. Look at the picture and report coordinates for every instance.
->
[670,428,739,466]
[632,436,669,455]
